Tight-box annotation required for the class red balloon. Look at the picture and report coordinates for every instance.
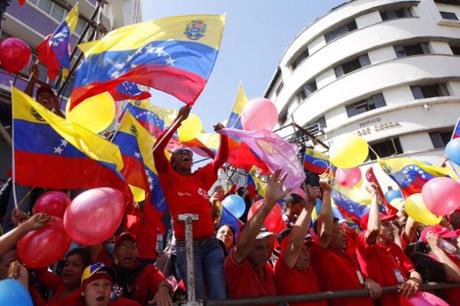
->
[0,38,31,73]
[33,191,71,219]
[17,218,70,268]
[64,188,126,245]
[422,177,460,216]
[248,200,285,234]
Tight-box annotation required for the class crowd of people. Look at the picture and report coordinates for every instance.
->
[0,65,460,306]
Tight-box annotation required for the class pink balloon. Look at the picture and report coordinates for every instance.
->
[335,167,362,187]
[64,188,126,245]
[33,191,71,219]
[17,218,70,268]
[408,291,449,306]
[248,200,285,234]
[241,97,278,131]
[0,38,31,73]
[422,177,460,216]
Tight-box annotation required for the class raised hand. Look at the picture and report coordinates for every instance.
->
[265,169,289,205]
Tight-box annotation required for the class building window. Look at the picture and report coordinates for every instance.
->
[450,43,460,55]
[410,84,449,99]
[346,93,386,117]
[394,42,430,57]
[334,54,370,77]
[435,0,460,4]
[324,20,357,43]
[297,80,317,100]
[275,82,284,96]
[30,0,67,22]
[440,11,459,20]
[304,116,326,135]
[430,131,453,148]
[369,138,403,160]
[291,49,309,70]
[278,108,288,126]
[380,7,413,21]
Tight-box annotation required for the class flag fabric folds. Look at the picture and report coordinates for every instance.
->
[70,14,226,110]
[331,189,370,226]
[36,4,78,80]
[12,87,130,197]
[379,157,457,197]
[226,84,248,129]
[113,112,167,212]
[303,148,333,174]
[220,128,305,189]
[112,82,151,101]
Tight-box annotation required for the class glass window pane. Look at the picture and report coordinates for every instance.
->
[37,0,52,14]
[51,4,65,21]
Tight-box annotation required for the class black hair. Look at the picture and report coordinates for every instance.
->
[66,247,91,267]
[217,224,236,243]
[285,193,304,205]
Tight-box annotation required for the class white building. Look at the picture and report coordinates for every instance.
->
[265,0,460,169]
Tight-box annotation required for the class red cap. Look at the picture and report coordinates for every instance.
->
[114,232,137,247]
[360,212,397,230]
[420,225,459,243]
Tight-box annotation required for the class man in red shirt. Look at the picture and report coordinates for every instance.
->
[112,232,172,305]
[153,106,229,299]
[356,184,422,306]
[274,184,326,306]
[310,178,378,306]
[224,170,287,304]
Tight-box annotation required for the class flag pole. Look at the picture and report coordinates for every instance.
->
[9,84,18,208]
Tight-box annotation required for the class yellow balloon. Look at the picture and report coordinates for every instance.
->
[67,92,116,133]
[347,187,371,205]
[390,198,404,210]
[178,113,202,142]
[330,134,369,168]
[404,193,441,225]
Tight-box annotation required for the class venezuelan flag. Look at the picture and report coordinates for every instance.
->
[248,166,266,199]
[303,148,333,174]
[379,157,457,197]
[452,116,460,139]
[226,84,248,129]
[70,14,225,110]
[12,87,130,197]
[112,112,150,202]
[125,102,165,137]
[331,189,369,226]
[36,4,78,80]
[118,112,167,212]
[112,81,151,101]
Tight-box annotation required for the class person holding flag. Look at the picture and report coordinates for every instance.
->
[153,105,229,300]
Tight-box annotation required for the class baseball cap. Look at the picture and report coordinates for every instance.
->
[420,225,460,243]
[255,226,276,240]
[81,262,115,290]
[173,148,193,155]
[359,212,397,230]
[114,232,137,247]
[285,188,306,204]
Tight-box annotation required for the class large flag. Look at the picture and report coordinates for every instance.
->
[114,112,167,212]
[112,112,150,203]
[303,148,334,174]
[452,116,460,139]
[226,84,248,129]
[331,189,369,226]
[220,128,305,189]
[70,14,226,110]
[379,157,457,197]
[36,4,78,80]
[112,82,151,101]
[12,87,130,197]
[248,166,266,199]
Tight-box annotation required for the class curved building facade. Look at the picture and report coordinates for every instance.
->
[265,0,460,167]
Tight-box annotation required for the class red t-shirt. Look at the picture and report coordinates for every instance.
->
[309,245,373,306]
[356,232,414,306]
[125,203,165,259]
[74,297,141,306]
[154,129,228,240]
[224,252,276,304]
[429,252,460,306]
[273,249,326,306]
[35,269,81,306]
[129,264,167,305]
